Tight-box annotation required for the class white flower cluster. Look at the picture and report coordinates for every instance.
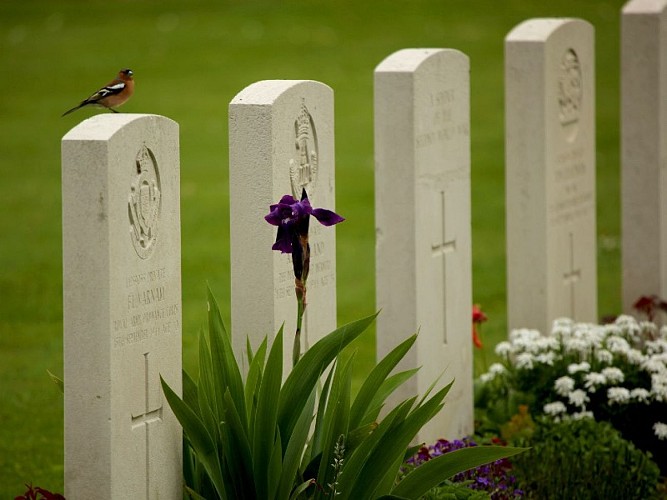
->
[654,422,667,440]
[481,315,667,440]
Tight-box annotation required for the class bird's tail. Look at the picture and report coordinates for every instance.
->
[61,102,86,117]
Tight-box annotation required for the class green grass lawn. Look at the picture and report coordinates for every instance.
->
[0,0,626,495]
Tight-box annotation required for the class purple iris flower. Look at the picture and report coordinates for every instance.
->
[265,190,344,366]
[265,191,344,255]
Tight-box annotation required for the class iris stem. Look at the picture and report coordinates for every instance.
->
[293,279,306,368]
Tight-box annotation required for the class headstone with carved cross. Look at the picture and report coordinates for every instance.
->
[622,0,667,317]
[229,80,338,377]
[375,49,473,441]
[505,19,598,334]
[62,114,182,499]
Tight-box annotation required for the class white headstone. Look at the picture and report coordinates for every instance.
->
[505,19,597,334]
[622,0,667,314]
[229,80,337,376]
[375,49,473,441]
[62,114,182,499]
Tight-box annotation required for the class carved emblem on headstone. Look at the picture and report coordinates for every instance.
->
[290,100,318,197]
[128,146,161,259]
[558,49,582,128]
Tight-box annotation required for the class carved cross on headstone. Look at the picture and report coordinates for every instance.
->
[562,231,581,318]
[431,190,457,344]
[131,352,163,500]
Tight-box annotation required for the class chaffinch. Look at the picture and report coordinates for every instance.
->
[62,68,134,116]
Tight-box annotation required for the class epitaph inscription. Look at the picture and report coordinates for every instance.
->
[416,90,469,150]
[129,146,161,259]
[273,243,334,299]
[290,101,318,198]
[112,266,180,348]
[549,146,594,225]
[558,49,582,141]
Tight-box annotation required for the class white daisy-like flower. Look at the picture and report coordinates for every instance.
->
[543,401,567,416]
[568,389,589,408]
[603,323,622,337]
[653,354,667,372]
[651,373,667,402]
[552,317,575,333]
[615,314,636,323]
[606,336,631,354]
[615,315,641,338]
[639,321,658,338]
[509,328,526,342]
[554,376,576,397]
[651,349,667,366]
[573,322,598,337]
[607,386,631,405]
[646,340,667,355]
[624,348,645,365]
[572,410,594,420]
[630,388,651,403]
[512,330,542,353]
[583,372,606,393]
[510,328,541,342]
[595,349,613,364]
[535,336,560,351]
[489,363,506,376]
[653,422,667,440]
[564,337,590,355]
[535,352,556,365]
[495,341,512,357]
[568,362,591,374]
[601,367,624,384]
[642,356,667,374]
[515,352,534,370]
[480,372,494,383]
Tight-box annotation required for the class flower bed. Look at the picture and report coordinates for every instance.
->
[476,314,667,475]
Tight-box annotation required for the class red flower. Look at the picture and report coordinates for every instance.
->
[472,304,488,325]
[472,304,487,349]
[15,484,65,500]
[633,295,667,322]
[472,327,483,349]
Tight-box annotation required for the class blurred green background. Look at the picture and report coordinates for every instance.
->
[0,0,625,495]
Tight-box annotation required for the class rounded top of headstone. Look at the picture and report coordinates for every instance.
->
[62,114,177,142]
[622,0,667,14]
[230,80,332,106]
[375,48,468,73]
[506,18,592,43]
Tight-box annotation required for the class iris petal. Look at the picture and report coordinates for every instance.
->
[272,224,293,253]
[312,208,345,226]
[279,194,297,205]
[266,193,344,254]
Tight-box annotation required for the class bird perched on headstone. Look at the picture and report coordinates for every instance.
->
[62,68,134,116]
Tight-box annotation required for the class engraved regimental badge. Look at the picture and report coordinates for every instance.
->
[290,100,318,198]
[128,146,161,259]
[558,49,582,140]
